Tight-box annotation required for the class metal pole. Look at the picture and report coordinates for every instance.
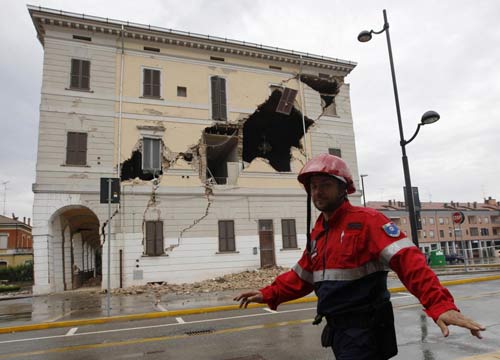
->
[1,181,8,216]
[107,179,112,317]
[382,9,419,248]
[360,175,367,207]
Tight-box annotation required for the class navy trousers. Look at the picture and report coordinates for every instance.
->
[331,327,382,360]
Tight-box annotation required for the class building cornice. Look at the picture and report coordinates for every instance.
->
[27,5,356,75]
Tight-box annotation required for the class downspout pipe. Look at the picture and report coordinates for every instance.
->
[298,55,309,161]
[118,25,125,177]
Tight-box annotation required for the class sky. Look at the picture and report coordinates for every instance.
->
[1,0,499,219]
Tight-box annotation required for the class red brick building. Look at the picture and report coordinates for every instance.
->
[0,215,33,267]
[367,197,500,258]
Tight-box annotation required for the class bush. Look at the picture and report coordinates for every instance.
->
[0,262,33,282]
[0,285,21,293]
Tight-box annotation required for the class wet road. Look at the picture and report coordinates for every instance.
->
[0,281,499,360]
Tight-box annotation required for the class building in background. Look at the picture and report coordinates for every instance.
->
[0,215,33,268]
[367,197,500,257]
[28,6,360,294]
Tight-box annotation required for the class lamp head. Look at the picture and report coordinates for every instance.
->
[360,174,368,178]
[421,110,440,125]
[357,30,372,43]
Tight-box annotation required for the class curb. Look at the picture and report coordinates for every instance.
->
[1,274,499,334]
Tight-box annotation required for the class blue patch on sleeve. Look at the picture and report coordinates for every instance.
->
[382,222,401,237]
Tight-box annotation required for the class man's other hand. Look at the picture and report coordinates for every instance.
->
[436,310,486,339]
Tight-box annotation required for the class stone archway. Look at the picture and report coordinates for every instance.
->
[47,206,101,292]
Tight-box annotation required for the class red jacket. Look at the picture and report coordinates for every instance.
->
[260,200,458,321]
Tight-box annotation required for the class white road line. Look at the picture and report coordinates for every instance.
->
[393,294,414,299]
[65,327,78,336]
[175,317,185,324]
[156,304,168,312]
[0,306,316,345]
[263,308,277,313]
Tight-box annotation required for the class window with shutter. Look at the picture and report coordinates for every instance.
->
[328,148,342,158]
[143,68,161,98]
[281,219,297,249]
[145,221,163,256]
[66,132,87,165]
[70,59,90,90]
[218,220,235,252]
[211,76,227,121]
[142,138,162,172]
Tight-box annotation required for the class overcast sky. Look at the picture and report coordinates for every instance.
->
[1,0,499,219]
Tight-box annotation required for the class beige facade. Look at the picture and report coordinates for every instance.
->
[29,6,360,294]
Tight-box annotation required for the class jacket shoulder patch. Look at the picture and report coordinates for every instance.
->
[382,222,401,237]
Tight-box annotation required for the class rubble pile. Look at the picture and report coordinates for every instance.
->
[110,266,288,296]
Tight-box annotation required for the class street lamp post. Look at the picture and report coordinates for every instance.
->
[358,9,440,248]
[360,174,368,207]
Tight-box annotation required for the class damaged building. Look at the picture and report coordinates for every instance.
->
[29,6,360,294]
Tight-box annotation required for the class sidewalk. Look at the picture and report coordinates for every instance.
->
[0,271,499,333]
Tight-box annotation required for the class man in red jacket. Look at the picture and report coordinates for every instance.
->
[234,153,484,360]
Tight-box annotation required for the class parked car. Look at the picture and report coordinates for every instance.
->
[445,254,465,264]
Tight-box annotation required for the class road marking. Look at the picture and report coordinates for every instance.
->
[0,318,312,359]
[0,306,316,345]
[65,328,78,336]
[393,294,413,299]
[155,304,168,312]
[175,317,185,324]
[47,310,76,323]
[262,308,277,313]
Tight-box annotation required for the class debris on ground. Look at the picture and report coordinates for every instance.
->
[108,266,288,296]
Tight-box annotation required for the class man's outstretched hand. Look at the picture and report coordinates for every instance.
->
[436,310,485,339]
[233,291,264,308]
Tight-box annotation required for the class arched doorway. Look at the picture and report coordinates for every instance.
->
[49,206,101,291]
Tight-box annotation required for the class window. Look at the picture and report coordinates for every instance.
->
[328,148,341,157]
[321,94,337,116]
[66,132,87,165]
[145,221,163,256]
[177,86,187,97]
[210,56,225,62]
[70,59,90,90]
[144,46,160,52]
[468,216,477,224]
[402,218,407,224]
[484,217,489,224]
[281,219,297,249]
[218,220,235,252]
[0,234,8,249]
[143,68,161,98]
[429,217,434,225]
[142,138,162,172]
[439,217,444,225]
[481,228,489,236]
[422,217,426,225]
[439,230,444,238]
[73,35,91,42]
[211,76,227,121]
[429,230,435,238]
[445,218,449,224]
[470,227,479,236]
[422,230,427,238]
